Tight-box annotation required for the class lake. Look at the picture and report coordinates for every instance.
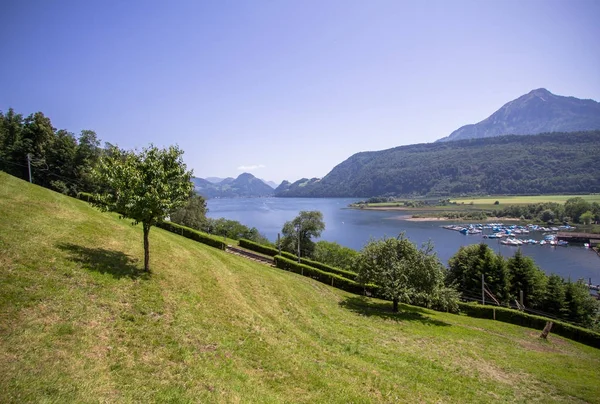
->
[207,197,600,284]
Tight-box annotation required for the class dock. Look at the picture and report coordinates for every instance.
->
[556,232,599,244]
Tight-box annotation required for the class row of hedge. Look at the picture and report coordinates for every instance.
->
[458,302,600,348]
[239,239,295,259]
[239,239,358,280]
[156,221,227,250]
[297,257,358,281]
[274,255,379,297]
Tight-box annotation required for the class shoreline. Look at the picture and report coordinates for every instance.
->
[393,215,523,222]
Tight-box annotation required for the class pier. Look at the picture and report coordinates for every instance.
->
[557,232,599,244]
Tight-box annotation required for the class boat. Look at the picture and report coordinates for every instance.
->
[557,240,568,247]
[584,243,590,248]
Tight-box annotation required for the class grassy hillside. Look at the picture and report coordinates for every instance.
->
[1,172,600,403]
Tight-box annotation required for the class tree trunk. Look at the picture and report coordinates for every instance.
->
[143,223,151,272]
[393,298,399,312]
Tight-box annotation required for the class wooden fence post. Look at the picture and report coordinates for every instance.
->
[540,321,553,339]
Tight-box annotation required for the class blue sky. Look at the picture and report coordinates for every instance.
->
[2,0,599,184]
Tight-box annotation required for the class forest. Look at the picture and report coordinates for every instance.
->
[275,131,600,197]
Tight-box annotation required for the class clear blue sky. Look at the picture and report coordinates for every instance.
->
[2,0,599,184]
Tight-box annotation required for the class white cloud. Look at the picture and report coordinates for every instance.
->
[237,164,266,171]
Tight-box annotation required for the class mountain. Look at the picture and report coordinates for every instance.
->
[273,131,600,198]
[261,179,279,189]
[205,177,226,183]
[274,178,321,197]
[437,88,600,142]
[193,173,274,198]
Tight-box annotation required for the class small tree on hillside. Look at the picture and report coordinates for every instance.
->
[92,144,193,272]
[280,210,325,258]
[356,234,458,312]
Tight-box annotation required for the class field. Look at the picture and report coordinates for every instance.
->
[1,172,600,403]
[451,194,600,206]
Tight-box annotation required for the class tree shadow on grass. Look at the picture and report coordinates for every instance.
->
[57,242,148,280]
[340,296,450,327]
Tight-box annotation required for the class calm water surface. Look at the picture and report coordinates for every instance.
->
[207,197,600,283]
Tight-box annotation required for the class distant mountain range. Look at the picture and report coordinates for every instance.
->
[192,173,276,198]
[274,131,600,197]
[203,176,278,189]
[437,88,600,142]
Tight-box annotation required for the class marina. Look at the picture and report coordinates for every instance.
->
[207,197,600,288]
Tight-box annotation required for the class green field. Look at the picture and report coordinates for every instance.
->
[2,172,600,403]
[451,194,600,206]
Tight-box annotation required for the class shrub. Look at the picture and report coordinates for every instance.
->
[458,302,600,349]
[239,239,279,256]
[298,257,358,281]
[157,221,227,250]
[274,256,378,296]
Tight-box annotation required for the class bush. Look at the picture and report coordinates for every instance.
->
[274,256,378,296]
[239,239,279,256]
[298,257,358,281]
[458,302,600,349]
[157,221,227,250]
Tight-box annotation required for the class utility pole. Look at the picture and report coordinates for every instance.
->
[519,290,524,308]
[27,153,32,183]
[297,225,301,263]
[277,233,281,256]
[482,274,485,305]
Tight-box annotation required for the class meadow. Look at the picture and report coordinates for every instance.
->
[1,172,600,403]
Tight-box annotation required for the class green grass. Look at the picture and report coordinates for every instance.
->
[1,172,600,403]
[451,194,600,206]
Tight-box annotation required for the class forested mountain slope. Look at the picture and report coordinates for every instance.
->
[275,131,600,197]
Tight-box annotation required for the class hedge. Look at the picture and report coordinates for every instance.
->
[298,257,358,281]
[239,239,279,256]
[458,302,600,349]
[274,255,379,296]
[157,221,227,250]
[239,239,357,279]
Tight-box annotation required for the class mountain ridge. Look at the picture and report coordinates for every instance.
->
[437,88,600,142]
[274,131,600,198]
[192,172,274,198]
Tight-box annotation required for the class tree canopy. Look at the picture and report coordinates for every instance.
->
[356,234,458,312]
[280,211,325,258]
[92,145,193,271]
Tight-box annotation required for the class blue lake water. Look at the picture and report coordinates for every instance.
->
[207,197,600,284]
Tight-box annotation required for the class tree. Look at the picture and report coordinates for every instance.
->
[447,243,510,304]
[207,218,270,244]
[540,208,555,223]
[356,234,455,312]
[579,210,593,225]
[92,145,193,272]
[564,197,591,224]
[280,211,325,258]
[506,249,547,308]
[564,280,600,327]
[170,193,208,231]
[541,274,567,316]
[313,240,359,270]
